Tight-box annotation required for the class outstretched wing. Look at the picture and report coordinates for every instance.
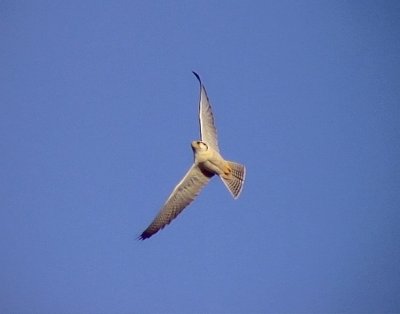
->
[192,71,219,152]
[139,164,214,240]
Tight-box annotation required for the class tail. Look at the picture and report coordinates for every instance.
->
[220,161,246,199]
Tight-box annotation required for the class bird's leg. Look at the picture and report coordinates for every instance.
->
[221,163,232,180]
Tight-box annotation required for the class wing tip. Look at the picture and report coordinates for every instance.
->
[137,231,151,240]
[137,235,146,241]
[192,71,201,84]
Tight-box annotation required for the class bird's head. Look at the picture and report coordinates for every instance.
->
[191,140,208,152]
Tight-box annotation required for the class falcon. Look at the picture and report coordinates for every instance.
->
[139,72,246,240]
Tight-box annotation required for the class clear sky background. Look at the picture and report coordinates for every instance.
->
[1,1,400,313]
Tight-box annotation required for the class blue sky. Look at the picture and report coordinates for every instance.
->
[1,1,400,313]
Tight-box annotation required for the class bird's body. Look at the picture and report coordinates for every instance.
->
[191,140,225,176]
[139,72,245,240]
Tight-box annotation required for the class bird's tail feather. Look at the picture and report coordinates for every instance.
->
[220,161,246,199]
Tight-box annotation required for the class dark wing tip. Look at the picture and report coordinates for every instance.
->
[192,71,202,84]
[137,231,151,240]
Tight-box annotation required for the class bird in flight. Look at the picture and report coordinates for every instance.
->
[139,72,246,240]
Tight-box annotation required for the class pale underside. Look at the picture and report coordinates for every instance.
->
[193,71,220,153]
[139,72,223,240]
[139,165,213,239]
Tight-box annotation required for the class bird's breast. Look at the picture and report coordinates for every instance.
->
[194,149,226,176]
